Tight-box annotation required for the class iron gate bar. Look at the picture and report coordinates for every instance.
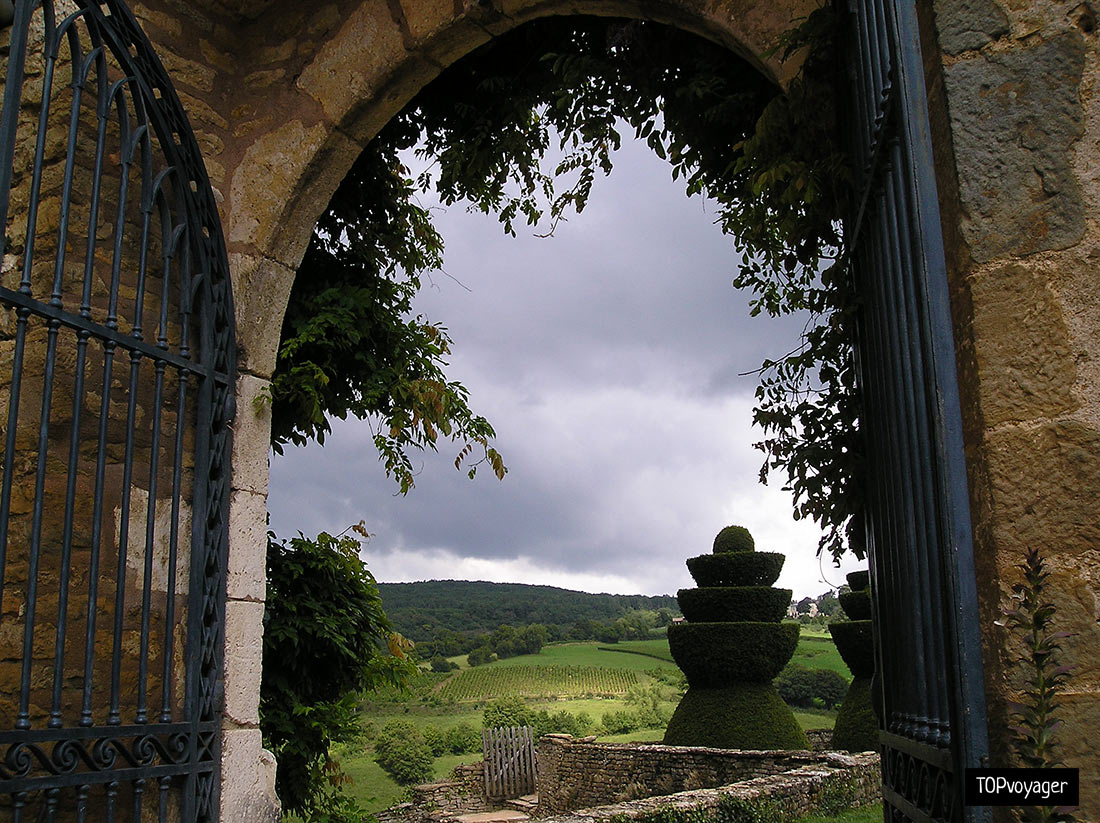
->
[841,0,991,820]
[0,0,234,819]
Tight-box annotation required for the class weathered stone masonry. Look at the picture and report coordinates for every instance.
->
[535,736,879,815]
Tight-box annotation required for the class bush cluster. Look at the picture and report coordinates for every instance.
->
[774,664,849,709]
[481,697,593,738]
[373,721,435,786]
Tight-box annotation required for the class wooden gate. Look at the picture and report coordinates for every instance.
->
[482,726,536,800]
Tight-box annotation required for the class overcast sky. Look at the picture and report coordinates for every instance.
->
[266,136,865,601]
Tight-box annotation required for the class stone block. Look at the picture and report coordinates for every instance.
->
[943,33,1086,261]
[223,599,265,726]
[227,488,268,602]
[1051,691,1100,812]
[220,727,281,823]
[295,0,407,124]
[969,262,1077,426]
[231,373,272,496]
[230,253,295,379]
[932,0,1010,55]
[986,421,1100,561]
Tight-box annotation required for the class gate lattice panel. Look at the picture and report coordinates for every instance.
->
[482,726,536,800]
[0,1,234,820]
[841,2,990,822]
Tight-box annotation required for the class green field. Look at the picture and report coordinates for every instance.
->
[436,664,639,700]
[344,636,847,815]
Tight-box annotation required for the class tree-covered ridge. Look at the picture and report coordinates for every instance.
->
[377,579,678,639]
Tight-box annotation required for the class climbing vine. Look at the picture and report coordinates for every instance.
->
[276,10,859,556]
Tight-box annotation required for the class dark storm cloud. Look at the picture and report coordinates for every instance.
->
[266,138,864,598]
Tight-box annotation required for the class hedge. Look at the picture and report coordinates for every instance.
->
[676,586,792,623]
[838,590,871,621]
[712,525,755,554]
[685,552,785,588]
[663,683,808,749]
[668,621,800,685]
[846,570,870,592]
[831,676,878,753]
[828,620,874,678]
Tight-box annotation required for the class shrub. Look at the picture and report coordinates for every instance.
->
[669,621,799,685]
[663,683,808,749]
[846,570,870,592]
[677,587,792,623]
[422,725,447,756]
[532,709,593,737]
[430,655,458,673]
[483,696,533,730]
[685,552,785,588]
[827,621,874,678]
[812,669,849,710]
[712,525,755,554]
[830,677,878,753]
[775,663,816,707]
[444,723,482,754]
[601,709,642,735]
[467,646,493,667]
[374,721,434,785]
[838,590,871,620]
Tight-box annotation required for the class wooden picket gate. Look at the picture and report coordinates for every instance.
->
[482,726,536,799]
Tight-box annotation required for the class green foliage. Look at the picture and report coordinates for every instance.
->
[430,655,459,673]
[444,723,482,754]
[373,721,436,785]
[995,547,1077,823]
[668,622,800,686]
[827,621,874,679]
[482,696,533,730]
[712,525,755,554]
[838,590,871,621]
[663,683,808,750]
[271,137,506,494]
[846,570,869,592]
[260,531,417,817]
[676,587,791,624]
[829,677,877,753]
[774,664,848,710]
[377,580,678,644]
[685,552,786,588]
[466,646,494,667]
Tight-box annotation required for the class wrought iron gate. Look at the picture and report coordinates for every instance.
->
[841,1,990,822]
[0,1,234,820]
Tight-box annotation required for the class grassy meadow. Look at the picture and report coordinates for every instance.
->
[340,631,848,815]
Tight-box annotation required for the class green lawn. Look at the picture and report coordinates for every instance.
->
[492,641,679,670]
[788,634,851,677]
[797,803,883,823]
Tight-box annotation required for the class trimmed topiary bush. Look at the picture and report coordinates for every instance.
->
[663,684,808,749]
[846,570,869,592]
[828,620,874,679]
[685,552,785,587]
[838,590,872,621]
[830,677,877,752]
[676,587,792,623]
[668,622,799,685]
[712,525,755,554]
[665,524,804,750]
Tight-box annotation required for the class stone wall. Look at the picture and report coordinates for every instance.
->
[535,735,875,816]
[925,0,1100,811]
[376,764,497,823]
[536,751,881,823]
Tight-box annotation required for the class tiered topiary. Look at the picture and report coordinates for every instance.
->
[663,525,807,749]
[828,570,878,752]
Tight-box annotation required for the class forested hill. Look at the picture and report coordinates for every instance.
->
[376,580,678,638]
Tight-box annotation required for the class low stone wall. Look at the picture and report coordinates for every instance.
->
[536,736,873,815]
[377,764,496,823]
[535,752,881,823]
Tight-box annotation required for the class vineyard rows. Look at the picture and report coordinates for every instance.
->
[436,665,639,701]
